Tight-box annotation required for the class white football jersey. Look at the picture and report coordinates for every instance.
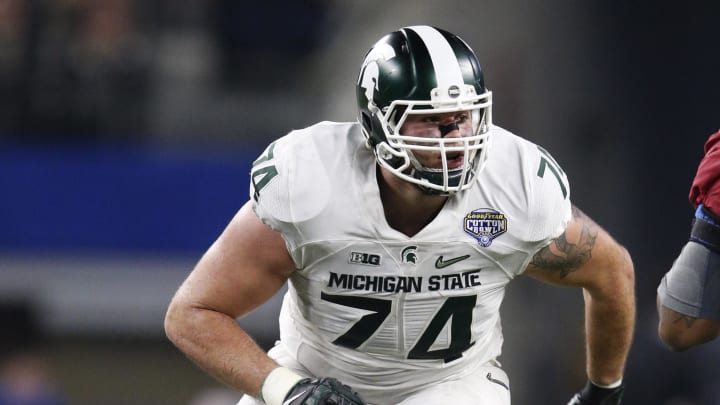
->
[249,121,571,403]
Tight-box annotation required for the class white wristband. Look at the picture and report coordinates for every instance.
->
[260,367,305,405]
[591,377,623,389]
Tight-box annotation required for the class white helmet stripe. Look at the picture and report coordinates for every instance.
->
[407,26,465,90]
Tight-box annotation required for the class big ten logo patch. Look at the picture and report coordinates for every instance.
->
[349,252,381,266]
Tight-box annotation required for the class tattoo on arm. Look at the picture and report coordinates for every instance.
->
[530,206,598,278]
[671,312,698,328]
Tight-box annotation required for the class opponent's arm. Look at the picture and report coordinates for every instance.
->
[164,201,294,399]
[657,300,720,351]
[524,206,635,403]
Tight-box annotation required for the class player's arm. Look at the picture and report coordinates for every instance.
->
[524,205,635,403]
[164,202,367,405]
[164,201,294,400]
[658,130,720,351]
[656,207,720,351]
[657,299,720,351]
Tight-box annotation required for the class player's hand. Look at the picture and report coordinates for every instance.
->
[282,377,367,405]
[567,380,624,405]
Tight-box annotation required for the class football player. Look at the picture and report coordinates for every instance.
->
[657,129,720,351]
[165,26,635,405]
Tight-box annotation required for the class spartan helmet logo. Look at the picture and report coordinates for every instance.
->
[358,43,397,111]
[401,246,418,264]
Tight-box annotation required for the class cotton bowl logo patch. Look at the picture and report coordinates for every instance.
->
[464,209,507,247]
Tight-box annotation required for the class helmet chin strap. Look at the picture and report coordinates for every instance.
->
[409,166,464,196]
[439,122,459,137]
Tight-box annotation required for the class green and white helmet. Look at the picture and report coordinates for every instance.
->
[356,25,492,195]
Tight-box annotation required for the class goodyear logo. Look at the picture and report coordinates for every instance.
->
[464,209,507,247]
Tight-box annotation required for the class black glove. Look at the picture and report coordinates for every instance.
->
[567,379,624,405]
[283,377,367,405]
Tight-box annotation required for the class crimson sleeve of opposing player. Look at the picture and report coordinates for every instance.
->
[689,129,720,214]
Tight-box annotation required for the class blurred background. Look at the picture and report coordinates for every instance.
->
[0,0,719,404]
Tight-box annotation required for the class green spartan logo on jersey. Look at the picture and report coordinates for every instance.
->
[401,246,418,264]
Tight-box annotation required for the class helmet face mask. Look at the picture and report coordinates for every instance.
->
[356,25,493,195]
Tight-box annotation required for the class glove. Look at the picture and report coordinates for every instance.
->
[567,379,624,405]
[282,377,367,405]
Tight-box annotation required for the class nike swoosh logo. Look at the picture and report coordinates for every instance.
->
[435,254,470,269]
